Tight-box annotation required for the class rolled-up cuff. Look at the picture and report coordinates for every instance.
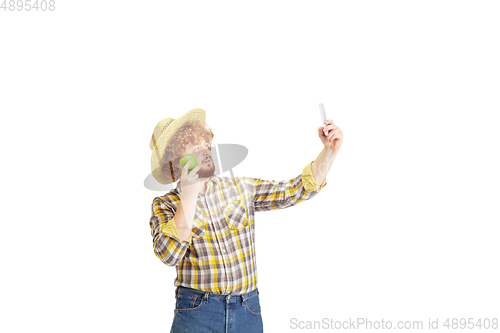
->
[302,160,327,191]
[161,217,193,245]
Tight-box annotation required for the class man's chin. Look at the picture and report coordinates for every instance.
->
[197,165,215,178]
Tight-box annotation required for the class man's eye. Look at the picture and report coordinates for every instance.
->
[194,144,210,152]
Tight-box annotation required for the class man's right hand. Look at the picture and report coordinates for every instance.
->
[180,160,205,197]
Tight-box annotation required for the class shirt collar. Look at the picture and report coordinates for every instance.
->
[175,174,217,194]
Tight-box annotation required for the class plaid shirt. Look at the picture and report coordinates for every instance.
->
[149,160,327,295]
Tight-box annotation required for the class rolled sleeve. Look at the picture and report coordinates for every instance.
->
[242,161,327,212]
[161,217,194,245]
[150,198,192,266]
[302,160,327,191]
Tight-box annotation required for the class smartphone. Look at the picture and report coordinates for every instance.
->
[319,103,329,135]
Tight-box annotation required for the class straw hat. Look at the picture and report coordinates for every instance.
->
[150,108,206,184]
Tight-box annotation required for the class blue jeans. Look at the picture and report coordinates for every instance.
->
[170,285,264,333]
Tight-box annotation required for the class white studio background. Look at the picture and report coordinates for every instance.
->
[1,1,499,332]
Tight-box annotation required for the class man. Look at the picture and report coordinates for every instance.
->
[149,108,343,332]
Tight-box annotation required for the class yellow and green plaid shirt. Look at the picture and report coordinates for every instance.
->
[149,160,327,295]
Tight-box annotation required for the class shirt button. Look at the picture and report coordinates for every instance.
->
[222,249,226,253]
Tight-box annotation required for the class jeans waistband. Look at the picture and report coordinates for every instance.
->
[175,285,259,302]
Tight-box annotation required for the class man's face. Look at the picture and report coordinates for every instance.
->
[181,139,215,178]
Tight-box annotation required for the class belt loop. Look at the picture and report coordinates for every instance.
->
[241,294,246,307]
[203,292,209,303]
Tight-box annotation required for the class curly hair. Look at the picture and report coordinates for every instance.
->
[161,120,214,182]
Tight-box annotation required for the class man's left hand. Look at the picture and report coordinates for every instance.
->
[317,120,343,154]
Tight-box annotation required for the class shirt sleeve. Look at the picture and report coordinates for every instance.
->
[242,160,327,212]
[149,197,193,267]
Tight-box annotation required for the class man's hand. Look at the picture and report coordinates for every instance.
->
[180,160,205,197]
[318,119,343,154]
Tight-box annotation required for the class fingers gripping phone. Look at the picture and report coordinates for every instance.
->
[319,103,329,135]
